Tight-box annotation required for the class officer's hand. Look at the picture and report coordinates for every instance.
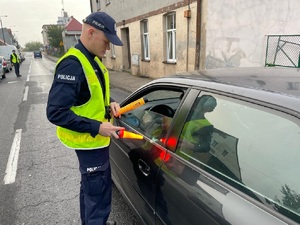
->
[110,102,121,118]
[99,122,124,139]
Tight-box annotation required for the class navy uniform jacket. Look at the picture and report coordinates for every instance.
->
[47,40,114,138]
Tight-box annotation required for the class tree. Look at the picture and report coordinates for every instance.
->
[45,25,65,56]
[46,25,64,49]
[24,41,44,51]
[274,184,300,218]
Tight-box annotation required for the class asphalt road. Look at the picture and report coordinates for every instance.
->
[0,53,140,225]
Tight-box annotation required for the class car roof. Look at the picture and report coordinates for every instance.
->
[152,67,300,113]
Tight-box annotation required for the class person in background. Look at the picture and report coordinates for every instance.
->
[46,12,124,225]
[10,49,21,77]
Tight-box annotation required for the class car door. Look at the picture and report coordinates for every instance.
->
[155,90,300,225]
[110,84,186,225]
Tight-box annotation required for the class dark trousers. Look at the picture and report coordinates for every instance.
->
[75,147,112,225]
[14,63,20,76]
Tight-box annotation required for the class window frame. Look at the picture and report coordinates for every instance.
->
[110,43,116,59]
[141,19,150,61]
[165,12,176,63]
[119,85,187,145]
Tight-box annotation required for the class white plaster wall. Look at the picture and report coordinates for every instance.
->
[98,0,186,23]
[205,0,300,69]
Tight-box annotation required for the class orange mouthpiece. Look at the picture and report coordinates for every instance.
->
[117,130,143,139]
[116,97,148,117]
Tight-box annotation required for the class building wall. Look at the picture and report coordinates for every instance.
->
[93,0,197,78]
[0,28,14,45]
[91,0,300,77]
[97,0,187,22]
[205,0,300,69]
[41,27,49,48]
[62,31,81,52]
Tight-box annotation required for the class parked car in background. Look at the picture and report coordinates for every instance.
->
[5,59,12,72]
[0,56,8,78]
[33,50,42,58]
[0,56,10,78]
[110,67,300,225]
[0,45,16,71]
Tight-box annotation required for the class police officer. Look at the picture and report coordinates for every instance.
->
[11,49,21,77]
[47,12,124,225]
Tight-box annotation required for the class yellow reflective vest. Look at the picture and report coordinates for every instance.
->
[178,118,212,158]
[11,53,20,63]
[56,48,111,149]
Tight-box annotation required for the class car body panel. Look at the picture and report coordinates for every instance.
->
[0,45,16,71]
[0,56,8,75]
[110,67,300,225]
[0,62,5,77]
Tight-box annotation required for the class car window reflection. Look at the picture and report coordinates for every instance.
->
[176,92,300,217]
[178,95,217,154]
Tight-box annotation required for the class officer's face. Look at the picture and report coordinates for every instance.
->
[90,29,110,58]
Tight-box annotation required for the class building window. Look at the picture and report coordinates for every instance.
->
[110,43,115,59]
[96,0,101,10]
[165,13,176,63]
[141,20,150,60]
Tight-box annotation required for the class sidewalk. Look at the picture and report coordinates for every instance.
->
[45,54,153,93]
[108,70,153,93]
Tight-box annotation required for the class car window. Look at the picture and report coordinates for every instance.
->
[176,92,300,218]
[122,89,184,144]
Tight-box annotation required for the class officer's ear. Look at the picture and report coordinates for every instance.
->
[88,28,96,38]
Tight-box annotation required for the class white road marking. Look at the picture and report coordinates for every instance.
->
[23,86,29,101]
[4,129,22,185]
[27,60,31,82]
[28,60,31,74]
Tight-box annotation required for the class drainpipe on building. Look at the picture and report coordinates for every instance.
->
[195,0,202,70]
[186,0,191,71]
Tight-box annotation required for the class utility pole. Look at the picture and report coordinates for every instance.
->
[61,0,65,16]
[0,15,8,44]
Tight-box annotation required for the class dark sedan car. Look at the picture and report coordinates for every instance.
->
[33,50,42,58]
[110,67,300,225]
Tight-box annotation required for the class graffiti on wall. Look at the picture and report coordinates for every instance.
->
[206,37,246,69]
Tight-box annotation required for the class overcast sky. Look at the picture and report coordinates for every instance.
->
[1,0,91,47]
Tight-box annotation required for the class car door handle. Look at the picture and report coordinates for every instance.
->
[138,159,150,176]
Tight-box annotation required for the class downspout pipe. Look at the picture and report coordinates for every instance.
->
[186,0,191,71]
[195,0,202,70]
